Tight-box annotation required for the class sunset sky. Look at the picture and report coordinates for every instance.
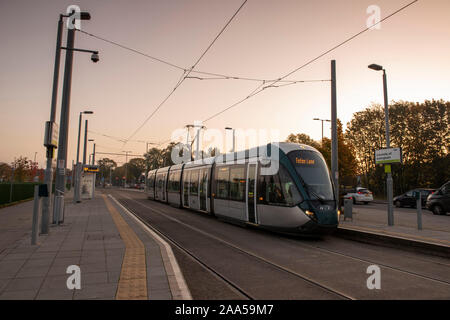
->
[1,0,449,167]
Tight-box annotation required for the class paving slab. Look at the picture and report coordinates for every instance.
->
[0,191,183,300]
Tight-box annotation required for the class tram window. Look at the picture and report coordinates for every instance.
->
[168,171,181,192]
[150,176,155,189]
[175,171,181,191]
[157,174,163,189]
[258,165,301,207]
[230,166,245,201]
[168,172,174,191]
[147,175,153,189]
[216,166,230,199]
[183,171,190,193]
[190,170,199,195]
[278,166,303,206]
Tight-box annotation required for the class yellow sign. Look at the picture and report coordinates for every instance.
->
[384,164,391,173]
[295,157,315,165]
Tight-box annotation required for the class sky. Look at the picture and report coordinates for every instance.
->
[1,0,449,168]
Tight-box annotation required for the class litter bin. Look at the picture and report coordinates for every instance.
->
[344,198,353,221]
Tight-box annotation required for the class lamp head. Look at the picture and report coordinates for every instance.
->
[368,64,383,71]
[80,12,91,20]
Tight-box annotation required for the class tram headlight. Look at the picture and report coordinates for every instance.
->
[304,210,317,220]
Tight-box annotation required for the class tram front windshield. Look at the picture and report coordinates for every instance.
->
[287,150,334,201]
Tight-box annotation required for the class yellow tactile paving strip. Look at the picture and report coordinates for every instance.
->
[102,195,148,300]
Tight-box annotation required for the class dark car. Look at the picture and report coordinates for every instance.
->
[426,181,450,215]
[393,189,435,208]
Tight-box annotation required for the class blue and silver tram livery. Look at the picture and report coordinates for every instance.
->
[146,142,338,235]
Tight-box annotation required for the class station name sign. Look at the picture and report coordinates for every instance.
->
[375,147,402,164]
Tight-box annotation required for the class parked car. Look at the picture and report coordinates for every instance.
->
[393,188,435,208]
[426,181,450,215]
[342,187,373,204]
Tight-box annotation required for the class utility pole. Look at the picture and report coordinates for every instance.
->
[83,120,88,165]
[369,63,394,226]
[123,151,132,187]
[194,125,206,160]
[92,143,96,165]
[42,14,63,233]
[53,26,75,225]
[331,60,339,208]
[383,69,394,226]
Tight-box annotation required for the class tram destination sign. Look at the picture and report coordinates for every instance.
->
[375,147,402,164]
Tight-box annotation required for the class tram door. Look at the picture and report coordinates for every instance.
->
[183,171,190,207]
[162,173,167,201]
[199,169,207,211]
[246,163,257,223]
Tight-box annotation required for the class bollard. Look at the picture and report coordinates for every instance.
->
[39,184,49,234]
[344,198,353,221]
[31,185,40,245]
[415,191,422,230]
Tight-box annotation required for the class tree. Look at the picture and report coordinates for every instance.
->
[144,147,163,171]
[97,158,117,184]
[128,158,146,181]
[11,157,32,182]
[0,162,12,182]
[286,133,321,150]
[286,120,358,186]
[345,100,450,196]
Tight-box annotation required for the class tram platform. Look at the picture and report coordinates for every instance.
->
[0,190,191,300]
[337,207,450,258]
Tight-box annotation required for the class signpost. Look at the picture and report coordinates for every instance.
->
[375,147,402,226]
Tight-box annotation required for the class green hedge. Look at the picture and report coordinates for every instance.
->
[0,183,56,205]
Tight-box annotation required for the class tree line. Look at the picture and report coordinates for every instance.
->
[0,157,41,183]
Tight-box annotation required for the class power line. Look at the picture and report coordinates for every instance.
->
[201,0,419,123]
[77,29,186,71]
[77,29,311,83]
[124,0,248,143]
[261,0,420,89]
[157,0,419,147]
[185,76,329,83]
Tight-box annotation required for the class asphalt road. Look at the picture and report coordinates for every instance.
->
[108,189,450,300]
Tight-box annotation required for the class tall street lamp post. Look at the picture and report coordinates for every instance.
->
[313,118,331,143]
[53,11,98,225]
[368,63,394,226]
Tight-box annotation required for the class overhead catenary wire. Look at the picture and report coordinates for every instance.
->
[81,0,419,149]
[78,28,312,84]
[200,0,420,124]
[123,0,248,143]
